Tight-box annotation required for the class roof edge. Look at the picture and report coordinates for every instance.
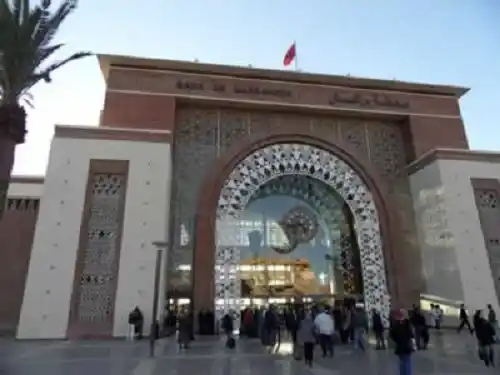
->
[10,176,45,184]
[406,148,500,175]
[97,54,469,98]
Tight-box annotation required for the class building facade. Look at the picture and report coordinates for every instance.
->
[2,55,500,339]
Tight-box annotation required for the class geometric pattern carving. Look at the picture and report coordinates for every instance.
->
[215,143,390,326]
[473,185,500,305]
[477,189,499,209]
[248,174,346,229]
[171,108,408,304]
[367,123,407,179]
[76,174,124,322]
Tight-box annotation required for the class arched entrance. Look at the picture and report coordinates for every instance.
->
[214,143,390,325]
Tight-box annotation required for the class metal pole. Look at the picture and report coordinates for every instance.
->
[149,247,163,357]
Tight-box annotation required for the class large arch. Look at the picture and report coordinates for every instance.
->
[214,143,390,322]
[193,132,409,325]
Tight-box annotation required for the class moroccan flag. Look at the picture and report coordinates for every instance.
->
[283,42,296,66]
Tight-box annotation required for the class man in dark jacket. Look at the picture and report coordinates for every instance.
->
[473,310,495,367]
[458,304,474,334]
[410,306,428,350]
[372,308,386,350]
[128,306,144,340]
[390,309,414,375]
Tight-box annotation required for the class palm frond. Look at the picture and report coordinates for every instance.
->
[0,0,91,106]
[32,51,91,84]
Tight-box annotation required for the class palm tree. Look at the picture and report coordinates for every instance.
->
[0,0,91,216]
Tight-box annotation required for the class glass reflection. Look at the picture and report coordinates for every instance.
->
[218,175,364,300]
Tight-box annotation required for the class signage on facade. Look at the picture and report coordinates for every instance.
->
[176,80,292,99]
[175,80,409,110]
[328,91,409,109]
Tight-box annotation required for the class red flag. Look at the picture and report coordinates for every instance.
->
[283,42,296,66]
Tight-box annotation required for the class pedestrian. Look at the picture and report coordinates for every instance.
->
[221,311,235,349]
[410,306,427,350]
[314,305,334,357]
[128,306,144,340]
[372,308,386,349]
[297,310,316,367]
[473,310,495,367]
[176,309,191,351]
[389,309,414,375]
[352,306,368,352]
[430,304,443,330]
[457,304,474,334]
[487,304,498,341]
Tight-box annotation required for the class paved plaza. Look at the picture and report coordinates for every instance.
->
[0,332,497,375]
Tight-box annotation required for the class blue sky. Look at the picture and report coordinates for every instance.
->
[15,0,499,175]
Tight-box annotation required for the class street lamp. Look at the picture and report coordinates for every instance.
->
[150,240,168,357]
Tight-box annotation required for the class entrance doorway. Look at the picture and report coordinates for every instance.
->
[214,143,390,328]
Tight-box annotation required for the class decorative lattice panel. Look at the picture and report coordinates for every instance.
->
[477,189,499,209]
[76,173,124,322]
[215,143,390,326]
[473,186,500,304]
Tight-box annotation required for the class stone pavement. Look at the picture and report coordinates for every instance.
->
[0,331,497,375]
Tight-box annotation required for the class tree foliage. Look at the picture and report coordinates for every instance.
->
[0,0,91,107]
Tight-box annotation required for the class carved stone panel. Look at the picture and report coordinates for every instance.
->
[170,107,417,302]
[169,109,218,293]
[77,174,123,322]
[472,181,500,304]
[367,122,407,179]
[219,110,249,150]
[339,120,367,156]
[310,117,339,143]
[248,112,280,137]
[68,161,129,338]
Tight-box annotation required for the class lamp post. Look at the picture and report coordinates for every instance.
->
[150,240,168,357]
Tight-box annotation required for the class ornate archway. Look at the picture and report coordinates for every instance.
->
[214,143,390,323]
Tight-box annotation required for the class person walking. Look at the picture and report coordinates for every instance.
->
[410,306,428,350]
[487,304,498,341]
[431,304,443,331]
[352,306,368,352]
[372,308,386,350]
[457,304,474,334]
[297,310,316,367]
[222,311,235,349]
[473,310,495,367]
[390,309,414,375]
[263,305,280,352]
[128,306,144,340]
[176,310,191,351]
[314,305,335,357]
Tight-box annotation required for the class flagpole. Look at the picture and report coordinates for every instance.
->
[294,40,298,71]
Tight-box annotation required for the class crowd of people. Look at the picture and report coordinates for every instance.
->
[127,301,499,373]
[234,301,499,374]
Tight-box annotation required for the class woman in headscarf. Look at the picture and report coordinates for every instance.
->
[297,310,317,367]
